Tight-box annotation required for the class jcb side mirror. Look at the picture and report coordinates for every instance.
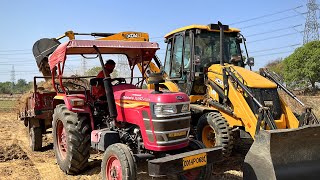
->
[247,57,254,67]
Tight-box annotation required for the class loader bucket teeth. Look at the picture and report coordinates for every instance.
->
[244,124,320,180]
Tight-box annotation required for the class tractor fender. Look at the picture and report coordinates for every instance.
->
[53,95,94,129]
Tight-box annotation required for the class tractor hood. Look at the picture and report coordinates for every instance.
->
[114,89,189,104]
[208,64,277,89]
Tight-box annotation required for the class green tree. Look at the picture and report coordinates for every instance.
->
[265,58,284,82]
[265,58,284,75]
[0,82,13,94]
[283,41,320,89]
[85,66,118,78]
[85,67,101,76]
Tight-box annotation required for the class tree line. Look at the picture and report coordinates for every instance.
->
[0,79,32,94]
[265,41,320,91]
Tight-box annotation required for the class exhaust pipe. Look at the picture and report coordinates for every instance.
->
[93,45,118,118]
[217,21,224,66]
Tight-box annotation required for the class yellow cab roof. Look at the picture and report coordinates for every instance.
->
[164,24,240,38]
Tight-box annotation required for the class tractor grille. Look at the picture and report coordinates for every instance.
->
[245,88,282,120]
[143,103,191,146]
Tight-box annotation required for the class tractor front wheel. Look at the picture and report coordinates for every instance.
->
[101,143,137,180]
[196,112,233,157]
[52,104,91,174]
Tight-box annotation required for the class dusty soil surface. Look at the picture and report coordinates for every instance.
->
[0,109,245,180]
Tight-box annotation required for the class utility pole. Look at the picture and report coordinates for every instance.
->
[81,57,87,75]
[10,65,15,91]
[116,55,130,78]
[303,0,320,44]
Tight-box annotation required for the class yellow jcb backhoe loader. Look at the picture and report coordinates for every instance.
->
[140,22,320,179]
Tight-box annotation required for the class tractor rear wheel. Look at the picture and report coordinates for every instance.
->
[28,125,42,151]
[101,143,137,180]
[196,112,233,157]
[178,139,213,180]
[52,104,91,174]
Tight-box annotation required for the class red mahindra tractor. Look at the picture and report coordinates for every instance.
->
[46,38,222,179]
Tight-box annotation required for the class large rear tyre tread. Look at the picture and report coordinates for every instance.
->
[101,143,137,180]
[196,112,233,157]
[53,104,91,175]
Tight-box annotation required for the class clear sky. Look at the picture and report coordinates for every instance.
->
[0,0,309,82]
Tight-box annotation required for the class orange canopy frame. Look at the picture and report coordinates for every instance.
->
[48,40,160,71]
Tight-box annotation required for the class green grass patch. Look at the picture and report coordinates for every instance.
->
[0,100,16,109]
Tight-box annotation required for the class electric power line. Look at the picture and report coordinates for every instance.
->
[0,49,31,52]
[250,43,300,53]
[247,31,303,43]
[0,52,33,55]
[230,5,303,25]
[246,24,302,37]
[253,50,294,57]
[239,13,307,29]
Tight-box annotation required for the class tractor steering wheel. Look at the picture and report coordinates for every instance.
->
[111,78,126,86]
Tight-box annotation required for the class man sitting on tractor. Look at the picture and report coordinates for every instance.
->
[92,59,116,99]
[97,59,116,78]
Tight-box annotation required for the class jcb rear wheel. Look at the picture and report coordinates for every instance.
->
[196,112,233,157]
[52,104,91,174]
[101,143,137,180]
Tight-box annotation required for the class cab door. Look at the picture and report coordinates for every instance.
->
[164,32,193,94]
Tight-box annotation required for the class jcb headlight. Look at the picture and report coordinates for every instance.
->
[154,104,177,116]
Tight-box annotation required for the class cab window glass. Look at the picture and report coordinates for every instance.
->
[164,39,172,75]
[170,34,183,78]
[183,34,191,70]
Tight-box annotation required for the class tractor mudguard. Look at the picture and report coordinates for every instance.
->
[244,124,320,180]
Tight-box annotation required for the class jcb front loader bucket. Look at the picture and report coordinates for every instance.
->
[244,124,320,180]
[33,38,60,77]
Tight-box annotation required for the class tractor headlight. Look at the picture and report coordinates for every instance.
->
[181,103,190,113]
[70,98,85,107]
[154,104,177,116]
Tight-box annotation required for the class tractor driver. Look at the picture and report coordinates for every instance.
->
[97,59,116,78]
[92,59,116,99]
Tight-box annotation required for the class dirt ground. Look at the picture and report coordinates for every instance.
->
[0,107,245,180]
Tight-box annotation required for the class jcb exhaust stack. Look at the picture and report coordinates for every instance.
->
[244,124,320,180]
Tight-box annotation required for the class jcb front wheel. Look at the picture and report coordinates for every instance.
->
[101,143,137,180]
[196,112,233,157]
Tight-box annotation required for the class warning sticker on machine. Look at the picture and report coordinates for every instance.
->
[182,153,207,170]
